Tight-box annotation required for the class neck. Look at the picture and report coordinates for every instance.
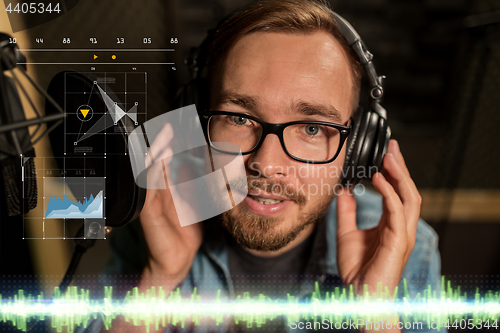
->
[244,223,316,258]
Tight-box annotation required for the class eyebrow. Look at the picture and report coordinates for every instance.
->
[293,101,343,124]
[217,92,259,111]
[216,92,343,123]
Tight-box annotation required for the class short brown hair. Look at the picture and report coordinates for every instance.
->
[206,0,363,114]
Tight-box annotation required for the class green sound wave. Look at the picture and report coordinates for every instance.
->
[0,277,499,332]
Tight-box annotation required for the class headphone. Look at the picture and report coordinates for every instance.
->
[177,2,391,187]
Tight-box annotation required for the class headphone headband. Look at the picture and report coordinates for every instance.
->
[331,13,386,117]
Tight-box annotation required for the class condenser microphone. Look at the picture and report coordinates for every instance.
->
[45,71,146,228]
[0,33,65,216]
[0,34,36,216]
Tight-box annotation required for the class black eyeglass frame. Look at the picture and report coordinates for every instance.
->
[202,111,351,164]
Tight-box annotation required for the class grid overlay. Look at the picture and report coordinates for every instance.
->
[23,157,107,240]
[22,71,148,240]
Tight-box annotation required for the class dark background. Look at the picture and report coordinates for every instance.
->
[1,0,499,331]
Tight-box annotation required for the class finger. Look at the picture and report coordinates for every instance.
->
[143,187,157,207]
[147,123,174,167]
[383,153,421,228]
[336,190,358,239]
[147,157,170,190]
[372,172,406,236]
[141,187,165,226]
[387,140,410,177]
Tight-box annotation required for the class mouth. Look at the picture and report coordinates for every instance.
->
[248,195,284,205]
[243,192,292,216]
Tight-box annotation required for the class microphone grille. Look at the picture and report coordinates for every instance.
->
[2,158,37,216]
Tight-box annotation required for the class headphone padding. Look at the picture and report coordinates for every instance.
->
[342,108,371,186]
[356,110,380,181]
[372,117,390,172]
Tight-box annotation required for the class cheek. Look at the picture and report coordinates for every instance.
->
[296,154,347,197]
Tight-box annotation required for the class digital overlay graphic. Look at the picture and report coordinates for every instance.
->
[0,277,499,332]
[128,105,248,226]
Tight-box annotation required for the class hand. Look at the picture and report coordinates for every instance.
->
[109,124,203,333]
[336,140,422,296]
[139,123,203,287]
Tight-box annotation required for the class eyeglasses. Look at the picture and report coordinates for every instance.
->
[202,111,351,164]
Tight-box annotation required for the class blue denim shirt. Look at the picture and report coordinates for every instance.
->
[78,189,442,333]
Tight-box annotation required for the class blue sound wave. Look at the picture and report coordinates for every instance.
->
[45,190,103,218]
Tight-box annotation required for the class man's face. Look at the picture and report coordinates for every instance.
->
[210,31,354,251]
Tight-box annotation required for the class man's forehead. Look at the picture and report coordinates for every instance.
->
[211,31,354,121]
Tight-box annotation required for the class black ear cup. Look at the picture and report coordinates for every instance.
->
[341,108,390,187]
[45,71,146,227]
[356,111,381,178]
[341,108,370,186]
[177,80,197,108]
[175,77,210,141]
[372,117,390,172]
[176,77,208,109]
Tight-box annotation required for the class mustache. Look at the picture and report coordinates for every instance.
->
[229,176,307,206]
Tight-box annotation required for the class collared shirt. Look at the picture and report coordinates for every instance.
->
[78,189,443,333]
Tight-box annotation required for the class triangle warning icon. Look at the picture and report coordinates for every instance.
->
[80,109,90,118]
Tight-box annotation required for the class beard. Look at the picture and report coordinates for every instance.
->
[221,176,334,251]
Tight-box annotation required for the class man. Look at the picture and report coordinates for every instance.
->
[92,0,442,332]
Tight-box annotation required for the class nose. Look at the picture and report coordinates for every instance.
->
[246,133,291,178]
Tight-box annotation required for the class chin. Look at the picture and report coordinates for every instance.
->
[221,206,312,252]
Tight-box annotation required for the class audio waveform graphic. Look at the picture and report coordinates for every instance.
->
[0,278,499,333]
[45,190,103,218]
